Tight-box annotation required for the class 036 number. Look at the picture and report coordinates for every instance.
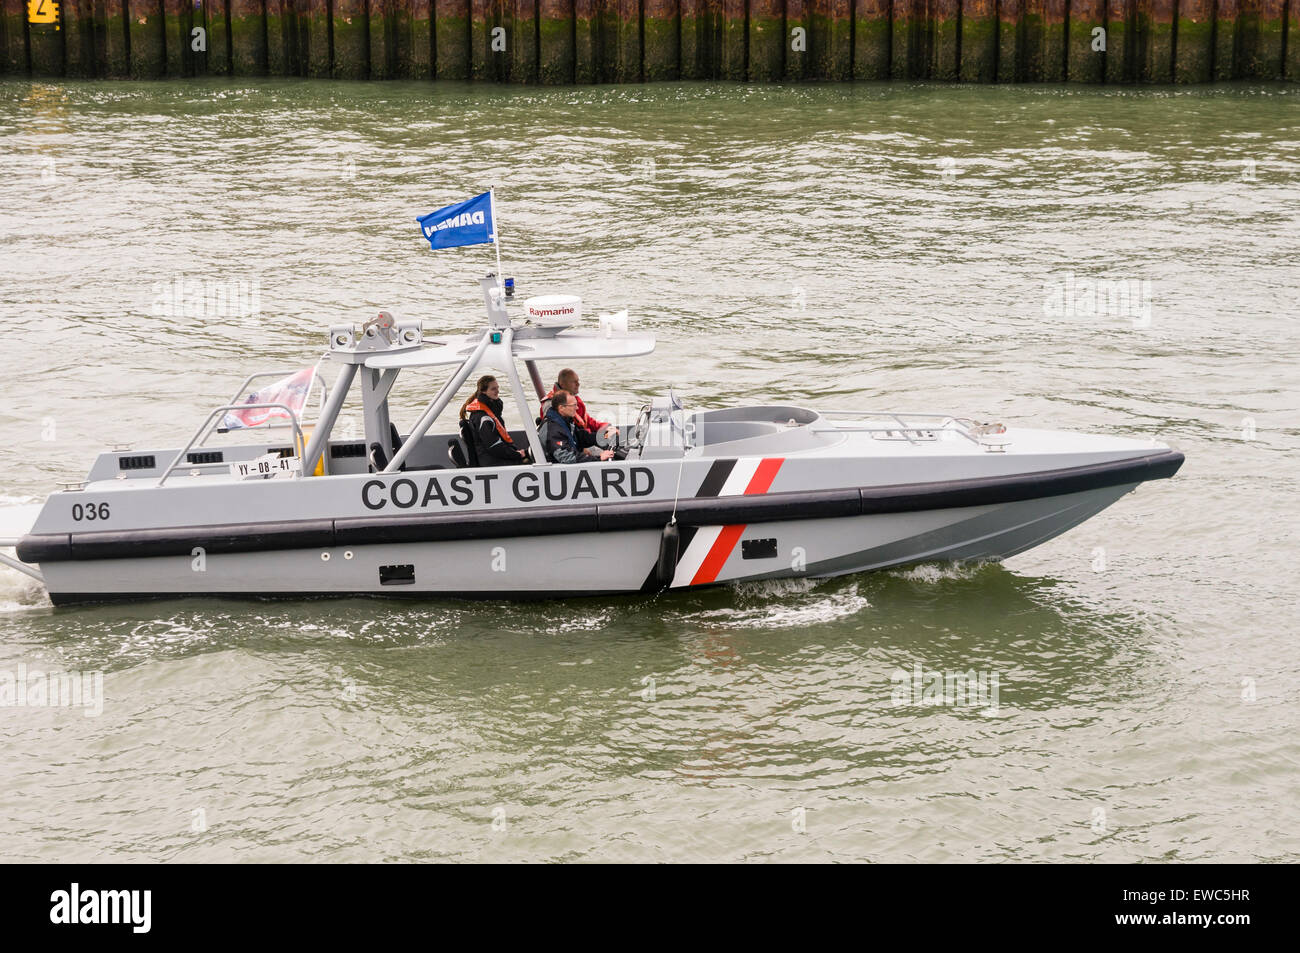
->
[72,502,110,522]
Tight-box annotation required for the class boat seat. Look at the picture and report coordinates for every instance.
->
[447,440,468,468]
[368,422,406,474]
[457,419,481,467]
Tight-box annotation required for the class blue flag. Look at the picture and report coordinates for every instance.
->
[416,191,495,250]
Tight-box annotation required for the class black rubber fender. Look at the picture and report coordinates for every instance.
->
[656,523,680,587]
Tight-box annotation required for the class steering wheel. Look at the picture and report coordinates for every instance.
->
[628,403,652,454]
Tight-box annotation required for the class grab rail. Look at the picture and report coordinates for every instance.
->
[157,403,305,487]
[812,411,982,446]
[199,369,329,446]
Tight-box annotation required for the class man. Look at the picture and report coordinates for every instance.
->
[540,369,614,443]
[539,390,615,464]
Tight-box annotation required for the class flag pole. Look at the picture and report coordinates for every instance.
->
[489,187,504,289]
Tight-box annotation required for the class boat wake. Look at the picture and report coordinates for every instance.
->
[888,560,996,584]
[0,571,50,612]
[692,579,871,630]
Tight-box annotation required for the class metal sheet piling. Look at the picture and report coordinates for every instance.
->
[435,0,470,78]
[305,0,330,76]
[1287,0,1300,78]
[368,0,391,77]
[396,0,415,77]
[1068,0,1105,81]
[206,0,234,73]
[1105,0,1133,83]
[807,0,850,80]
[891,0,922,78]
[572,0,597,80]
[28,0,65,76]
[1022,0,1045,79]
[1040,0,1066,80]
[1211,0,1238,78]
[748,0,782,81]
[509,0,536,82]
[612,0,639,81]
[931,0,959,80]
[333,0,368,77]
[164,0,192,76]
[537,0,573,82]
[720,0,744,79]
[267,0,296,76]
[594,0,614,81]
[409,0,431,77]
[129,0,167,77]
[103,0,131,75]
[678,0,707,78]
[1152,0,1176,81]
[1173,0,1213,82]
[64,0,97,77]
[853,0,890,79]
[6,0,1294,83]
[785,0,807,80]
[386,0,415,79]
[1,0,28,75]
[997,0,1022,82]
[229,0,268,74]
[642,0,678,80]
[1250,0,1284,78]
[1137,0,1174,82]
[960,0,999,82]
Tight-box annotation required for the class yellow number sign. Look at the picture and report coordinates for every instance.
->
[28,0,61,26]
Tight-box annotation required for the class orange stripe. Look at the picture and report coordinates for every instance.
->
[690,524,747,587]
[688,458,786,586]
[745,457,784,495]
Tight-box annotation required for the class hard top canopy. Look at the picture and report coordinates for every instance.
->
[299,277,656,471]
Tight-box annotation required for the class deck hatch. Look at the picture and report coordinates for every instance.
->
[117,455,157,471]
[379,564,415,586]
[741,538,779,559]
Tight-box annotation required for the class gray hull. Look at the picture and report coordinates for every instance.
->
[38,484,1135,604]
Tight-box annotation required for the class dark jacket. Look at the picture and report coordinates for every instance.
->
[538,408,600,464]
[468,396,526,465]
[538,387,608,435]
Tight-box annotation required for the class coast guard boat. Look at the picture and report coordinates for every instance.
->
[0,276,1183,605]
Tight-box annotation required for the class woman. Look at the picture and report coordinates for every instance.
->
[459,375,528,466]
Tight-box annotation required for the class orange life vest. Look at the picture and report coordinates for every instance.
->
[542,387,598,433]
[465,399,514,444]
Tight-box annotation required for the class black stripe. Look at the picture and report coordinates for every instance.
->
[17,451,1184,564]
[675,526,699,561]
[639,524,699,592]
[336,506,599,546]
[48,588,649,607]
[694,458,736,497]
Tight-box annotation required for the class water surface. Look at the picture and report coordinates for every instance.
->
[1,79,1297,862]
